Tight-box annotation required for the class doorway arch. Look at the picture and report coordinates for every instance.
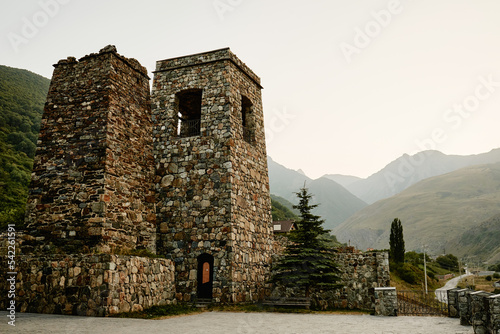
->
[197,253,214,299]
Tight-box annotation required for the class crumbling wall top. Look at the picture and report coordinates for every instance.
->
[54,45,149,79]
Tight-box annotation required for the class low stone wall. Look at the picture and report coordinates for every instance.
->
[448,288,500,333]
[319,251,390,310]
[271,251,391,311]
[0,254,176,316]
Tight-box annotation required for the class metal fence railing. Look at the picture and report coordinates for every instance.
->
[397,290,448,316]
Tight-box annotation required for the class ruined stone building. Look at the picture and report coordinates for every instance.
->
[5,46,274,314]
[0,46,390,316]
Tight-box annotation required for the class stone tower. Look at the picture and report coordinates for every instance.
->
[152,48,274,303]
[24,46,156,255]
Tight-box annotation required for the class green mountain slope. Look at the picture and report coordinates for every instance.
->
[0,65,50,227]
[446,213,500,264]
[271,194,298,221]
[333,163,500,262]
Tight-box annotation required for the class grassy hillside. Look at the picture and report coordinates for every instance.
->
[446,213,500,264]
[0,65,50,228]
[333,163,500,262]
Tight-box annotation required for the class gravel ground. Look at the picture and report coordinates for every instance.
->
[0,311,474,334]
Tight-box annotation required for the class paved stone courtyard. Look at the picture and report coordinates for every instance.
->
[0,311,473,334]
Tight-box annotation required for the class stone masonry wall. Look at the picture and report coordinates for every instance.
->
[313,251,391,310]
[152,48,273,303]
[0,254,175,316]
[24,46,155,254]
[271,250,390,311]
[226,51,274,303]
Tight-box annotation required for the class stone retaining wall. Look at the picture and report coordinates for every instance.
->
[0,254,175,316]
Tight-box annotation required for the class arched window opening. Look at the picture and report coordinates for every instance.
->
[241,95,255,143]
[176,89,202,138]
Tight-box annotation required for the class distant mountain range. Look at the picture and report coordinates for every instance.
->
[332,163,500,263]
[267,157,367,231]
[328,149,500,204]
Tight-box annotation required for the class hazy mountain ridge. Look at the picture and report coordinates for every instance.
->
[333,162,500,263]
[344,149,500,204]
[267,157,367,231]
[322,174,362,188]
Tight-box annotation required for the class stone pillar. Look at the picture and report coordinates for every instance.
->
[372,287,397,316]
[469,291,493,334]
[448,288,466,318]
[486,294,500,334]
[459,289,473,326]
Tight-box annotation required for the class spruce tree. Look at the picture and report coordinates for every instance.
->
[270,187,341,297]
[389,218,405,264]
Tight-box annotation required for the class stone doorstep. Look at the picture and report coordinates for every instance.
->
[374,287,395,291]
[488,294,500,299]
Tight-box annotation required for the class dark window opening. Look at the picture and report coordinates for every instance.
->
[176,89,202,138]
[241,95,255,143]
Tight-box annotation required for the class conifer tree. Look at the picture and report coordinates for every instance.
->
[270,187,341,297]
[389,218,405,264]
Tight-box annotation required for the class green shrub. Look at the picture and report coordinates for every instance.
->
[493,273,500,279]
[485,275,492,281]
[397,263,419,285]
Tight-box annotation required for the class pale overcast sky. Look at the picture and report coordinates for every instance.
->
[2,0,500,179]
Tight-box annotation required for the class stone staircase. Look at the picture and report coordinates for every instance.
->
[195,298,213,308]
